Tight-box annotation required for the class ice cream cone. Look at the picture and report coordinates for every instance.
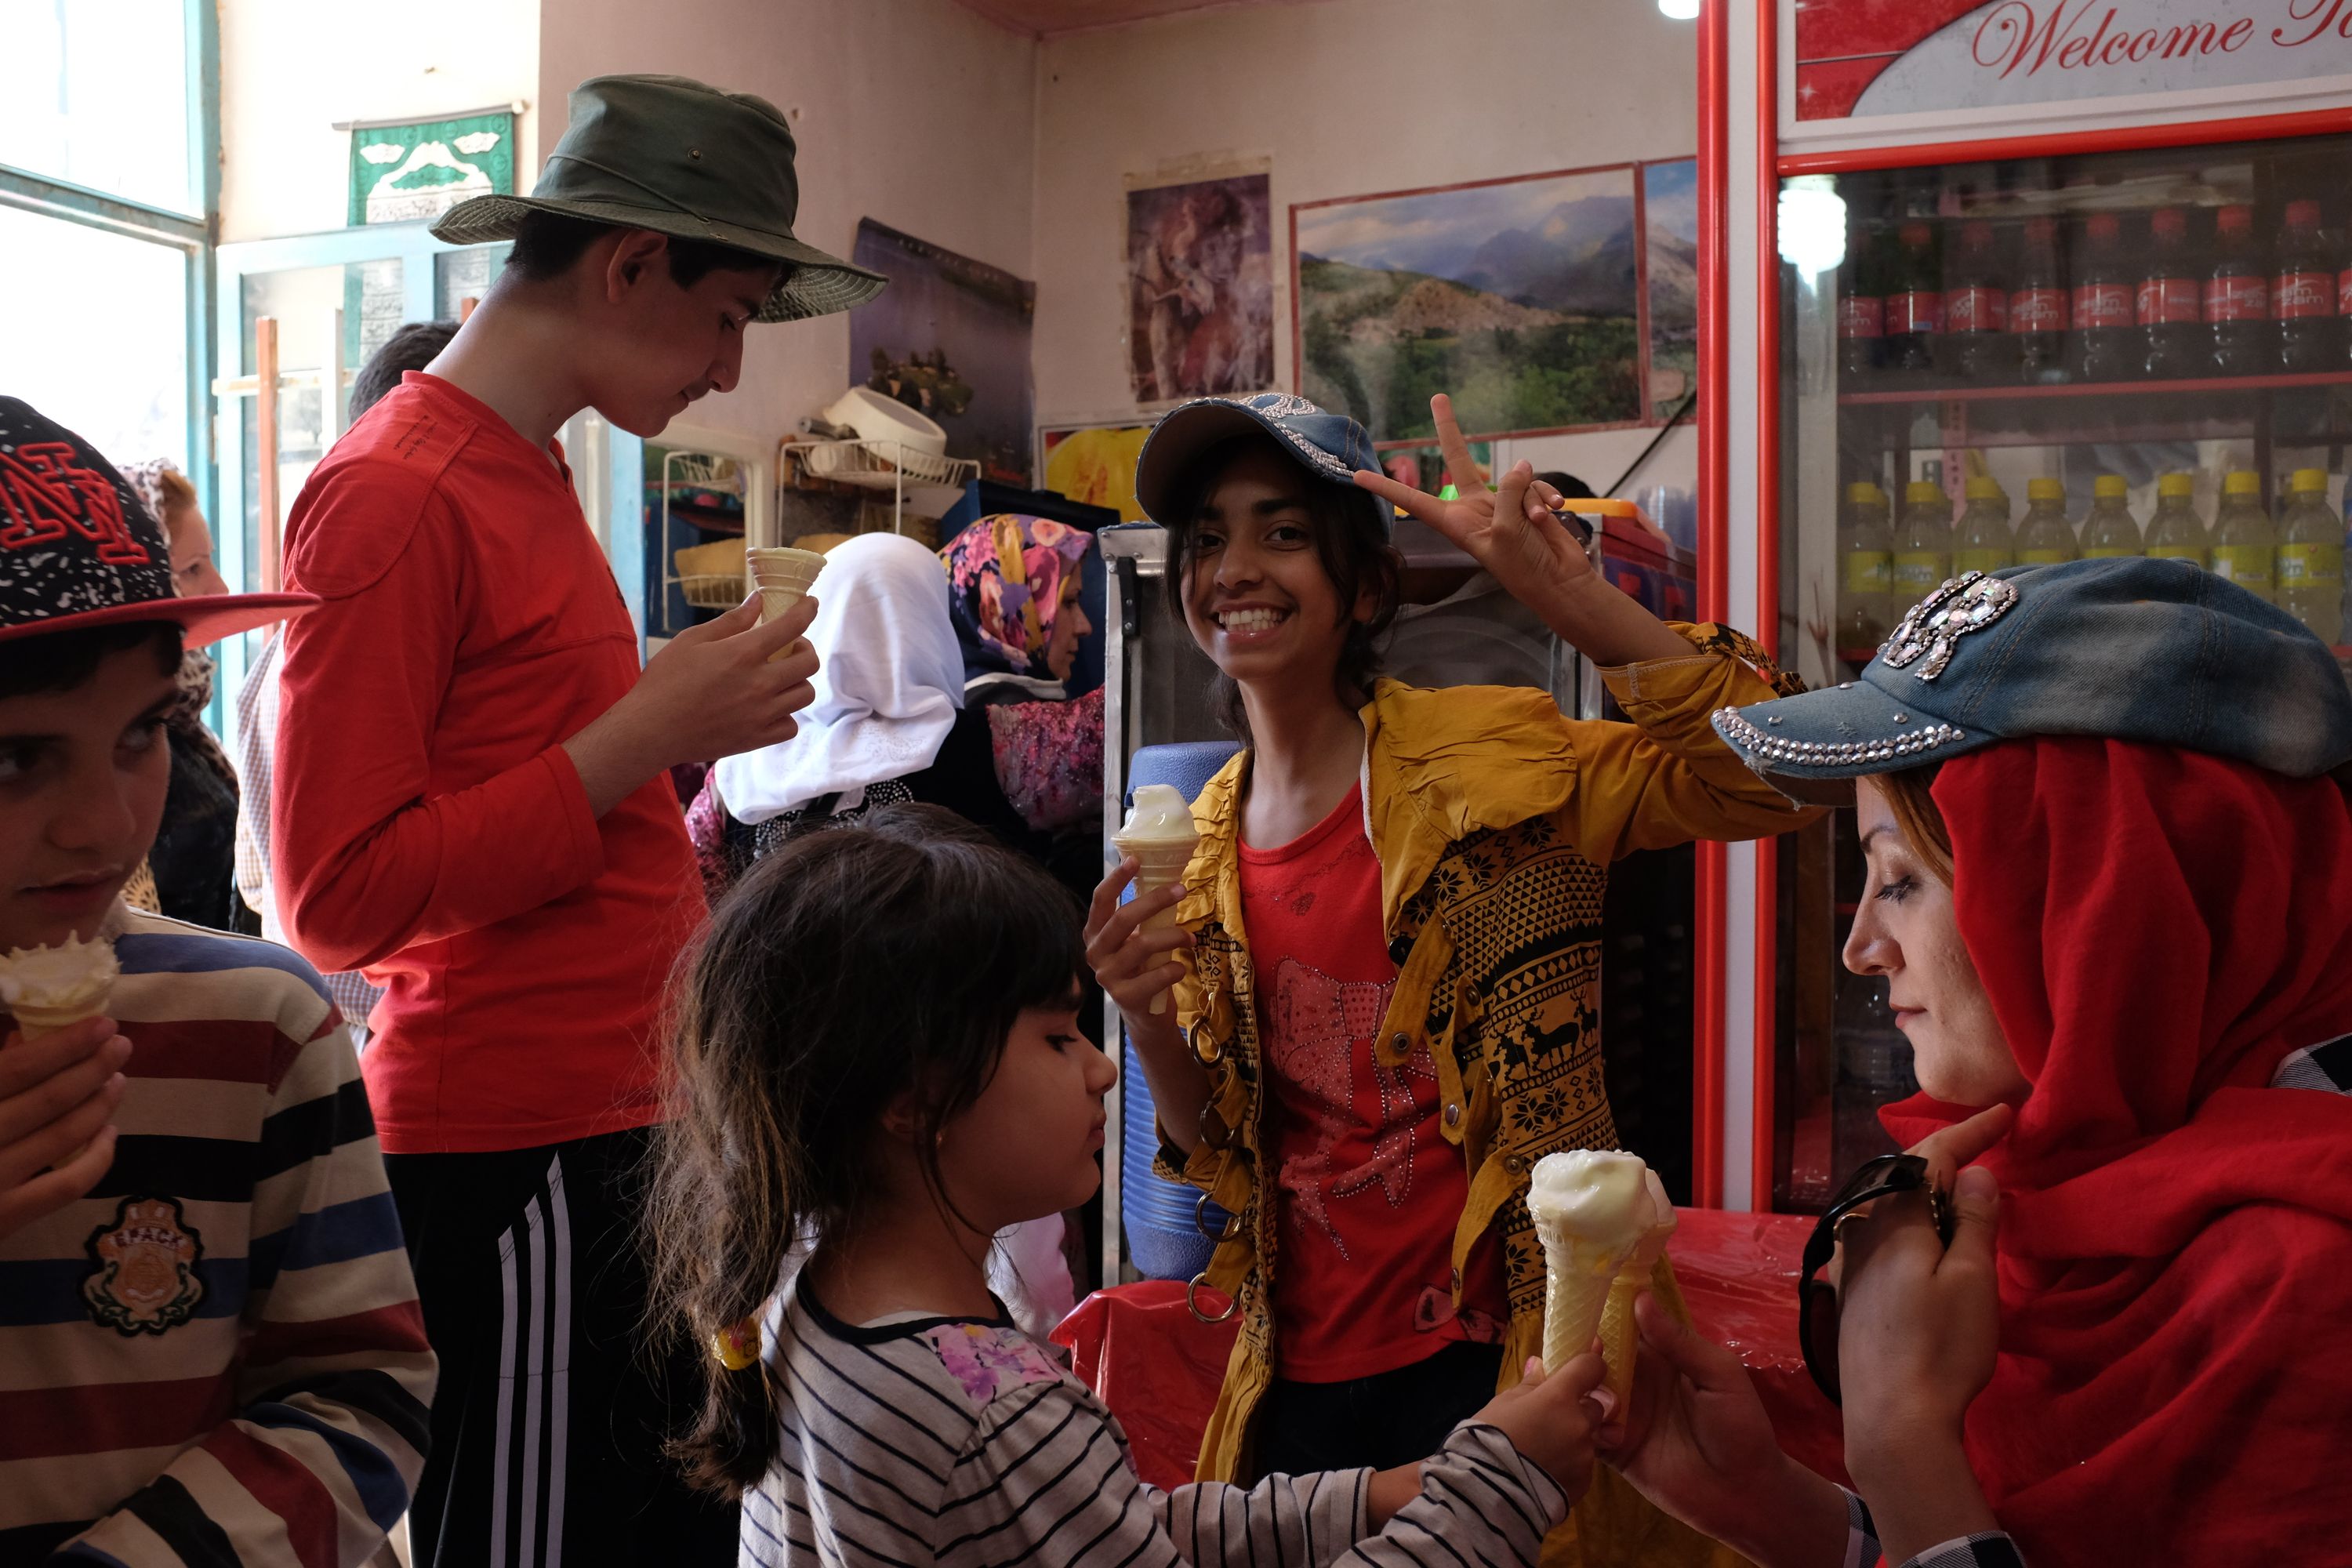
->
[2,935,120,1166]
[1116,784,1200,1018]
[1114,837,1196,1014]
[7,999,110,1041]
[1526,1150,1673,1383]
[746,548,826,661]
[1597,1272,1643,1406]
[1537,1234,1628,1375]
[2,934,118,1042]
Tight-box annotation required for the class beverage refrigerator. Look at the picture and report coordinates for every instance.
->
[1696,0,2352,1210]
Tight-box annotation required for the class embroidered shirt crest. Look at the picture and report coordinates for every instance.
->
[83,1195,205,1335]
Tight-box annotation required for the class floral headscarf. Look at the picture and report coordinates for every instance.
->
[939,514,1093,684]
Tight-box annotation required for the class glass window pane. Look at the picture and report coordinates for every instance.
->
[233,260,405,589]
[436,244,510,321]
[0,0,194,214]
[0,204,189,471]
[1772,129,2352,1212]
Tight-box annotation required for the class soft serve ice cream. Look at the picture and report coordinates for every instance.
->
[1525,1149,1677,1399]
[0,931,120,1042]
[1114,784,1200,1016]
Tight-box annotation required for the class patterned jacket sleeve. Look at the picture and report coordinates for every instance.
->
[60,1015,434,1566]
[939,1385,1566,1568]
[1566,623,1819,863]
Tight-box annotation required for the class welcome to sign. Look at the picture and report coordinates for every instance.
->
[1794,0,2352,122]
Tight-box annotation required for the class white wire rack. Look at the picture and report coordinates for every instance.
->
[778,437,980,535]
[661,448,750,620]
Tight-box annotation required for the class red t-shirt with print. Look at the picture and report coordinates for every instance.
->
[1240,783,1508,1382]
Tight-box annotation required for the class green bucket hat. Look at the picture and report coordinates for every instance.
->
[431,74,887,324]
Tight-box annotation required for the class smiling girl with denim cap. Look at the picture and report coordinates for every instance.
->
[1084,392,1812,1563]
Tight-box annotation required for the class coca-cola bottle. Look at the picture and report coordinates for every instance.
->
[2342,234,2352,368]
[2070,212,2136,383]
[2138,207,2204,380]
[1885,220,1944,385]
[2010,215,2071,386]
[1944,220,2015,383]
[1838,222,1886,388]
[2274,199,2343,372]
[2205,203,2273,376]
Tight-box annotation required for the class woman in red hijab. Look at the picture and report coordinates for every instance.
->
[1601,558,2352,1567]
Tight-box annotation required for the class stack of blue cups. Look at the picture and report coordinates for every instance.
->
[1115,741,1241,1280]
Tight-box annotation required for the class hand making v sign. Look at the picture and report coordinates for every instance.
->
[1349,393,1692,666]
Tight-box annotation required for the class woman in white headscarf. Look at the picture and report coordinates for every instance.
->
[693,530,1086,1334]
[691,532,1040,889]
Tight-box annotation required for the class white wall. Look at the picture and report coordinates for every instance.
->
[1030,0,1698,494]
[217,0,541,242]
[222,0,1695,479]
[538,0,1041,446]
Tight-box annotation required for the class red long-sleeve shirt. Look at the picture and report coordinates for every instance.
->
[273,372,706,1153]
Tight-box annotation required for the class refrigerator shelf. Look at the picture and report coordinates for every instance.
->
[1838,369,2352,406]
[1835,375,2352,450]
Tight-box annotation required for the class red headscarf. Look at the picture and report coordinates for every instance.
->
[1882,735,2352,1565]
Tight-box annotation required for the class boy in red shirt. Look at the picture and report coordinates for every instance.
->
[271,74,884,1566]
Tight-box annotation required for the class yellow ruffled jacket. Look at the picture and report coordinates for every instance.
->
[1159,624,1811,1566]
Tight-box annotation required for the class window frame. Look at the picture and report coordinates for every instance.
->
[0,0,220,521]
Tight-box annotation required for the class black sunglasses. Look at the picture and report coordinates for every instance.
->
[1797,1152,1954,1406]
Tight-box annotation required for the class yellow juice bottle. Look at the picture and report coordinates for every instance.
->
[1838,480,1894,649]
[1954,475,2016,576]
[2210,470,2277,602]
[1894,479,1955,604]
[2015,477,2077,565]
[2143,473,2209,570]
[2079,474,2143,559]
[2276,467,2342,644]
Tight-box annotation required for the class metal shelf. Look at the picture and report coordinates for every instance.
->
[1837,368,2352,406]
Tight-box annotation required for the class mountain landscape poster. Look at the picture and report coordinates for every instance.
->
[1293,165,1646,444]
[1642,159,1700,423]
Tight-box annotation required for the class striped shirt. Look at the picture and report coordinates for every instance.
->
[0,905,434,1565]
[751,1284,1567,1568]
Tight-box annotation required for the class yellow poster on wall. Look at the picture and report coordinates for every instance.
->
[1040,423,1154,523]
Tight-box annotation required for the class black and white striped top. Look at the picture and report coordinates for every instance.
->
[746,1284,1570,1568]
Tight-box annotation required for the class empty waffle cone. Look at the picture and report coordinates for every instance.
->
[746,550,826,662]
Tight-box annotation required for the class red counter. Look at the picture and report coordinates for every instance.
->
[1054,1207,1843,1492]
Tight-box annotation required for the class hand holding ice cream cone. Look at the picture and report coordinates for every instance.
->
[2,934,122,1172]
[747,547,826,662]
[1,933,119,1045]
[1112,785,1200,1017]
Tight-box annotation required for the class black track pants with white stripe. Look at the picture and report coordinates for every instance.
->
[387,1127,739,1568]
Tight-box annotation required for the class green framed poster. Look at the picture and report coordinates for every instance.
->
[348,110,515,227]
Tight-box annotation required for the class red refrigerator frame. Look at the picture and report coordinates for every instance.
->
[1691,0,2352,1208]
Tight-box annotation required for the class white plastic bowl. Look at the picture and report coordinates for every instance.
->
[821,386,947,457]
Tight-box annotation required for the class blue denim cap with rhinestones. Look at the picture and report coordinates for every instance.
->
[1711,556,2352,806]
[1133,393,1388,538]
